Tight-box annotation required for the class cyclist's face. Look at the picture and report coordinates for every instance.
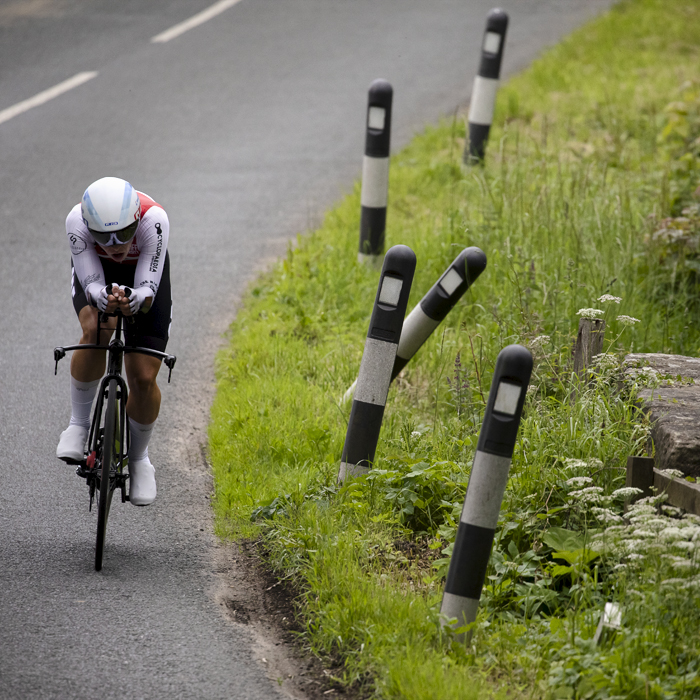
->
[102,241,132,263]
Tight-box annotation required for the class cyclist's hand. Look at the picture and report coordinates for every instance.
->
[96,284,120,313]
[117,285,152,315]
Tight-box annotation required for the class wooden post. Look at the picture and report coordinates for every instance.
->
[573,318,606,378]
[625,456,654,501]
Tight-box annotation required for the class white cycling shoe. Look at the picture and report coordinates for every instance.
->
[56,425,88,463]
[129,457,157,506]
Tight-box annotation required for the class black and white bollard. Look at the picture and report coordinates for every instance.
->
[359,79,393,265]
[464,8,508,165]
[440,344,532,641]
[341,246,487,403]
[392,247,487,380]
[338,245,416,483]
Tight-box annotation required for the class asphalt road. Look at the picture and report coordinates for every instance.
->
[0,1,614,697]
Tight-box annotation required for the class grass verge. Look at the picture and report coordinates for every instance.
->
[210,1,700,697]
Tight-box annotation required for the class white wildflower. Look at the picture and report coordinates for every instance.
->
[668,558,695,572]
[566,476,594,488]
[627,504,657,518]
[616,315,640,325]
[563,458,588,470]
[672,541,696,552]
[568,486,605,504]
[682,579,700,592]
[660,577,688,588]
[577,308,605,319]
[611,486,643,500]
[627,553,646,561]
[598,295,622,304]
[660,527,686,542]
[631,529,657,539]
[623,539,646,552]
[627,366,659,385]
[563,457,603,471]
[636,494,669,507]
[661,505,683,517]
[658,468,685,479]
[592,353,619,372]
[529,335,550,350]
[590,507,623,524]
[604,525,629,535]
[688,526,700,541]
[641,518,673,532]
[410,431,422,439]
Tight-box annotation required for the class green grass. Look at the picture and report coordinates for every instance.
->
[210,1,700,697]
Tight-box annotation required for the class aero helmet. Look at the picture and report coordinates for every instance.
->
[81,177,141,246]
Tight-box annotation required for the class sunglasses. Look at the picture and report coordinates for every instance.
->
[88,219,139,247]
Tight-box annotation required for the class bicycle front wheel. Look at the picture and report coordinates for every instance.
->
[95,378,120,571]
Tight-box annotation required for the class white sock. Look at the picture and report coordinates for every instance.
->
[69,377,100,430]
[128,417,156,462]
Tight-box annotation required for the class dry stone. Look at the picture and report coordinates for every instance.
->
[624,353,700,478]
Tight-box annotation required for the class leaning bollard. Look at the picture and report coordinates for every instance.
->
[358,79,393,265]
[392,246,487,380]
[338,245,416,483]
[440,344,532,642]
[341,247,487,404]
[464,8,508,165]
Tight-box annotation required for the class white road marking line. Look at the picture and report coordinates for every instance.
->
[151,0,243,44]
[0,71,98,126]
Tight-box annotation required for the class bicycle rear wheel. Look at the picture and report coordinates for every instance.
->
[95,378,120,571]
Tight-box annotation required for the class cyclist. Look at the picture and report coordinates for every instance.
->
[56,177,172,506]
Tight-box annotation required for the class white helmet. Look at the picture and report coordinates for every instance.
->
[81,177,141,246]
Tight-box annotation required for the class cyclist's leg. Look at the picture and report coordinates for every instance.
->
[124,353,162,505]
[57,268,116,462]
[122,253,171,505]
[124,353,162,424]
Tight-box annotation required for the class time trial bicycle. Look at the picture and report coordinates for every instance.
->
[54,287,176,571]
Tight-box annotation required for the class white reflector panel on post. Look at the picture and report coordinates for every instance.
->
[368,106,386,131]
[438,268,463,296]
[493,381,521,416]
[378,275,403,306]
[483,31,502,54]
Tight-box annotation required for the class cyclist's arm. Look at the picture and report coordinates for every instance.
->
[131,207,170,314]
[66,206,110,309]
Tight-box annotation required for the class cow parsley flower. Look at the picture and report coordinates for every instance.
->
[598,294,622,304]
[566,476,594,487]
[568,486,605,504]
[611,486,643,500]
[563,458,588,470]
[672,540,695,552]
[632,529,656,539]
[577,308,604,319]
[590,507,623,524]
[658,468,686,479]
[592,353,619,373]
[529,335,551,350]
[616,315,640,325]
[660,527,686,542]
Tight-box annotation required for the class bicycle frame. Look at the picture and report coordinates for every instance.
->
[54,310,176,498]
[55,302,176,570]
